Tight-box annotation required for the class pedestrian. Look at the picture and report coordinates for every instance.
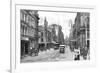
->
[83,46,87,60]
[29,47,33,56]
[74,52,80,60]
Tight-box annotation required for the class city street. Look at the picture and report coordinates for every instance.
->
[21,46,76,63]
[20,10,90,63]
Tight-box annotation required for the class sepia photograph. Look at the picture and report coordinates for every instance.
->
[20,9,90,63]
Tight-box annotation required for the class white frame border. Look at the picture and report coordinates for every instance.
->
[11,1,96,73]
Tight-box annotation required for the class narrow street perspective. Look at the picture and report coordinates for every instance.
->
[20,10,90,63]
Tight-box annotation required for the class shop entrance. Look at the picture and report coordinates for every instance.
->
[21,40,29,56]
[24,42,29,54]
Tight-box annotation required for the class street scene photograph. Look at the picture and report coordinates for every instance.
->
[20,9,90,63]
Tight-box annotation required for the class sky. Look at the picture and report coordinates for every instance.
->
[38,11,77,39]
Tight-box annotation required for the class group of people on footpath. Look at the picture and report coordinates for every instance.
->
[74,46,89,61]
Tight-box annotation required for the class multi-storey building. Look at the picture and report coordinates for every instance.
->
[70,12,90,57]
[38,18,64,51]
[49,24,64,44]
[75,12,90,49]
[20,10,39,57]
[38,18,53,51]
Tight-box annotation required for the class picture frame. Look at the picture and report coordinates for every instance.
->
[11,0,96,73]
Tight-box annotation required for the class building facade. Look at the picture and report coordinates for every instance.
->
[20,10,39,57]
[69,12,90,57]
[75,12,90,50]
[38,17,64,51]
[49,24,64,44]
[38,18,53,51]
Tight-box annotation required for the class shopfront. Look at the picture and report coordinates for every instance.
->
[21,37,30,57]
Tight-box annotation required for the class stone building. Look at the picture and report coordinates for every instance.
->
[75,12,90,50]
[20,10,39,57]
[49,24,64,44]
[38,25,53,50]
[69,12,90,57]
[38,17,64,51]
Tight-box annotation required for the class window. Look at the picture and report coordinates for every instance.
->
[41,38,43,42]
[24,14,25,21]
[41,32,43,37]
[20,12,22,20]
[81,16,86,27]
[21,12,24,21]
[87,17,89,28]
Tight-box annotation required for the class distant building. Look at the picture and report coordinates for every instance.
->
[57,25,64,44]
[38,25,44,43]
[38,18,53,50]
[49,24,58,42]
[68,23,76,51]
[20,10,39,57]
[38,18,64,51]
[49,24,64,44]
